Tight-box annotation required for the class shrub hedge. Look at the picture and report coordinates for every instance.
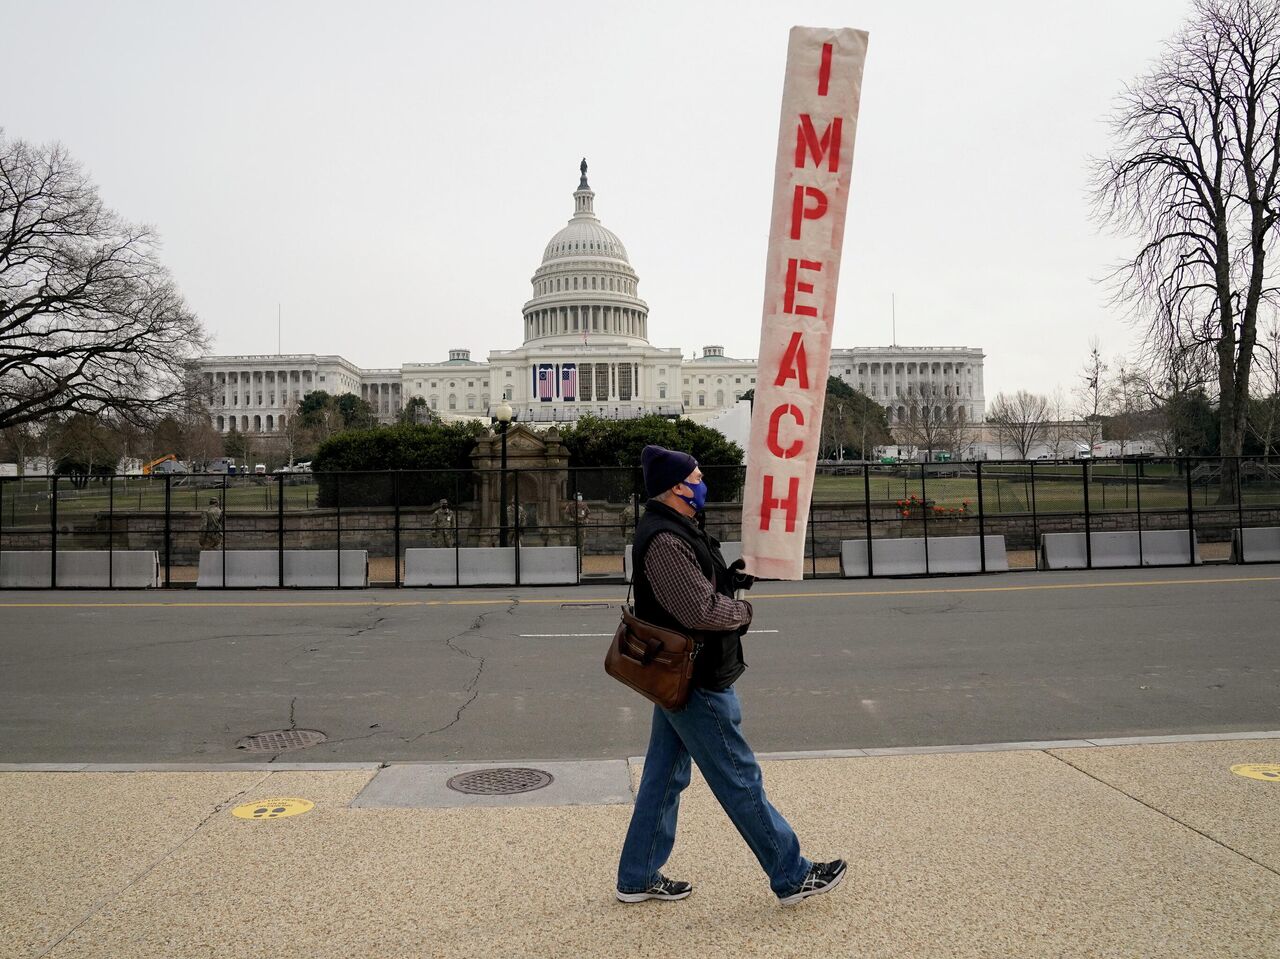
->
[311,421,486,507]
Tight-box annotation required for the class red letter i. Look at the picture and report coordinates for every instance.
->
[818,43,833,96]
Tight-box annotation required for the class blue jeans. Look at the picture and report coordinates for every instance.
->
[617,686,810,897]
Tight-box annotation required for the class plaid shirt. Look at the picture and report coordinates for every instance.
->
[642,532,752,632]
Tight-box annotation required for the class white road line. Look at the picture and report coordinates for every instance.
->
[519,629,781,637]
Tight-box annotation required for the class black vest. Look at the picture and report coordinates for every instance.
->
[632,499,746,691]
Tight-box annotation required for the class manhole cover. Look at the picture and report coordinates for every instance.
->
[235,729,327,752]
[446,767,554,795]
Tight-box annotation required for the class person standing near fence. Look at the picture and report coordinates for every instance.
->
[616,444,846,906]
[198,498,223,549]
[431,499,454,547]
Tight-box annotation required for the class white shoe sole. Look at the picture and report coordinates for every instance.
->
[616,888,692,903]
[778,866,847,906]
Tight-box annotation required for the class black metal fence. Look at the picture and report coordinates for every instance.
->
[1,456,1277,587]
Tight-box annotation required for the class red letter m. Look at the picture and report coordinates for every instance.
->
[760,474,801,532]
[794,115,842,172]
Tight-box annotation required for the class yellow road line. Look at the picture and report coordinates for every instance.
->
[0,574,1275,609]
[756,574,1280,599]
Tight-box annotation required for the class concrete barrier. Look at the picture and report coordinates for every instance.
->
[927,535,1009,574]
[197,550,368,587]
[517,546,579,585]
[840,536,1008,577]
[404,548,514,586]
[1231,527,1280,563]
[405,547,579,586]
[0,550,160,588]
[458,547,516,586]
[1040,531,1200,570]
[625,541,743,582]
[403,548,460,587]
[1138,529,1202,566]
[1039,533,1089,570]
[841,538,924,577]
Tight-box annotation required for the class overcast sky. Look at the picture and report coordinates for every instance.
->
[7,0,1194,401]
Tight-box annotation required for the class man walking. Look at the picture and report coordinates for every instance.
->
[616,444,846,906]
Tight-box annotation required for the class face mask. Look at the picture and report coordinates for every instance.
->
[675,480,708,512]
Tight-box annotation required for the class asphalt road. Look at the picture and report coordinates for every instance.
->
[1,566,1278,763]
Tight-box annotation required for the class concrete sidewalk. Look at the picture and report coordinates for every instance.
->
[3,739,1278,959]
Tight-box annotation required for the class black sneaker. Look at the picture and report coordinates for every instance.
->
[778,859,847,906]
[616,874,693,903]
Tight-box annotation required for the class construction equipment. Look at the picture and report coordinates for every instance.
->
[142,454,177,475]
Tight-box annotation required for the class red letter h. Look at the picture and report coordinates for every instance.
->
[760,475,801,532]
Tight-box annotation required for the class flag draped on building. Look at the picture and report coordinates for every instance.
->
[741,26,869,581]
[538,364,555,401]
[561,364,578,401]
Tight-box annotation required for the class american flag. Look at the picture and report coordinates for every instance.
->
[538,365,554,401]
[561,364,577,401]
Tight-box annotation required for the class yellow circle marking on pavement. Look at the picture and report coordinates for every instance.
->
[230,797,315,820]
[1230,763,1280,782]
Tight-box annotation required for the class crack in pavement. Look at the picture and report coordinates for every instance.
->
[264,697,302,764]
[281,605,387,670]
[216,600,423,760]
[268,606,389,758]
[408,599,517,741]
[32,770,275,958]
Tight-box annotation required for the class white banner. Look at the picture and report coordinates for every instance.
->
[742,26,869,580]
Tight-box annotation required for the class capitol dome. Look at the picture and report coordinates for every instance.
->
[522,159,649,346]
[542,219,628,263]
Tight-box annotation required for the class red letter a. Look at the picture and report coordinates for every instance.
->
[773,331,810,389]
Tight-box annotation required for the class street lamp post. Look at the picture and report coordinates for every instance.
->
[496,402,513,547]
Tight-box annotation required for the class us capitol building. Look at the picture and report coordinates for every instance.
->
[196,161,986,434]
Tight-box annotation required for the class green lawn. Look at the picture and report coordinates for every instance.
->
[0,478,322,526]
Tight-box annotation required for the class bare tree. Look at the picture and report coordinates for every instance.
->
[987,390,1052,459]
[281,402,315,466]
[1045,388,1075,458]
[1248,312,1280,451]
[1096,0,1280,500]
[892,383,950,459]
[939,406,980,460]
[0,422,40,474]
[182,416,225,470]
[1073,339,1109,456]
[1103,360,1151,455]
[0,132,206,432]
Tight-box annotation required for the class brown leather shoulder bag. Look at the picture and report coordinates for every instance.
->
[604,600,700,711]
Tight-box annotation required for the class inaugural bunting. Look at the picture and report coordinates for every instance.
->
[742,26,869,580]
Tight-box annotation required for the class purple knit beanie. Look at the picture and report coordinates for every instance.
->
[641,445,698,498]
